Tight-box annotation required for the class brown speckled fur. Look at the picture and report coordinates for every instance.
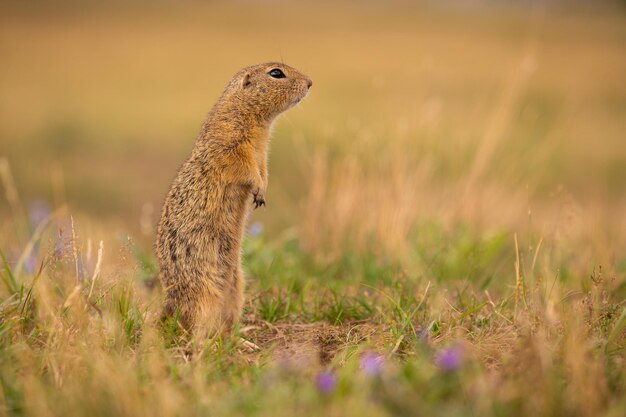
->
[156,63,312,334]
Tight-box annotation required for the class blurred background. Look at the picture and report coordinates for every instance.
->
[2,3,626,415]
[1,0,625,265]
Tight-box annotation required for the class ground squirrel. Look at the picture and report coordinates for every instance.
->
[156,62,312,334]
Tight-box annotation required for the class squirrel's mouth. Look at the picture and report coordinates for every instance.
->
[289,89,309,107]
[289,97,305,109]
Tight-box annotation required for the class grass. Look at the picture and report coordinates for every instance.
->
[0,211,624,416]
[1,1,626,416]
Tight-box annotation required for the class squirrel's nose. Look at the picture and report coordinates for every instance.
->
[306,79,313,89]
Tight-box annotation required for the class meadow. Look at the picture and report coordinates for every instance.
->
[1,1,626,416]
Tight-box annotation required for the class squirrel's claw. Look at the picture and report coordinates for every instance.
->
[252,193,266,209]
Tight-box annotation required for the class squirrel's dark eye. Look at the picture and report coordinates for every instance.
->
[268,68,286,79]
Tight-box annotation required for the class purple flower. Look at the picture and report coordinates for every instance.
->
[360,352,385,376]
[435,345,464,372]
[54,228,70,258]
[315,371,337,394]
[416,323,430,342]
[249,222,264,237]
[24,254,38,275]
[29,199,52,228]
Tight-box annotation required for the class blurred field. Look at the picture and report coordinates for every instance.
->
[1,1,626,416]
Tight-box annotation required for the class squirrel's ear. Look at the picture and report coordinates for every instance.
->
[241,73,251,89]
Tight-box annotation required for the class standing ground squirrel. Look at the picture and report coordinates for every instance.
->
[156,63,312,334]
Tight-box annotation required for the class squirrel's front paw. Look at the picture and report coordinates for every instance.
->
[252,189,266,209]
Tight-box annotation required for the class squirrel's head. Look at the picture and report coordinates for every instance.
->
[227,62,312,122]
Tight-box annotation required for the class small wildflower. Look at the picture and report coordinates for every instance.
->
[24,254,38,275]
[249,222,263,237]
[435,344,464,372]
[416,323,429,342]
[315,371,337,394]
[54,227,72,258]
[29,199,52,227]
[360,352,385,376]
